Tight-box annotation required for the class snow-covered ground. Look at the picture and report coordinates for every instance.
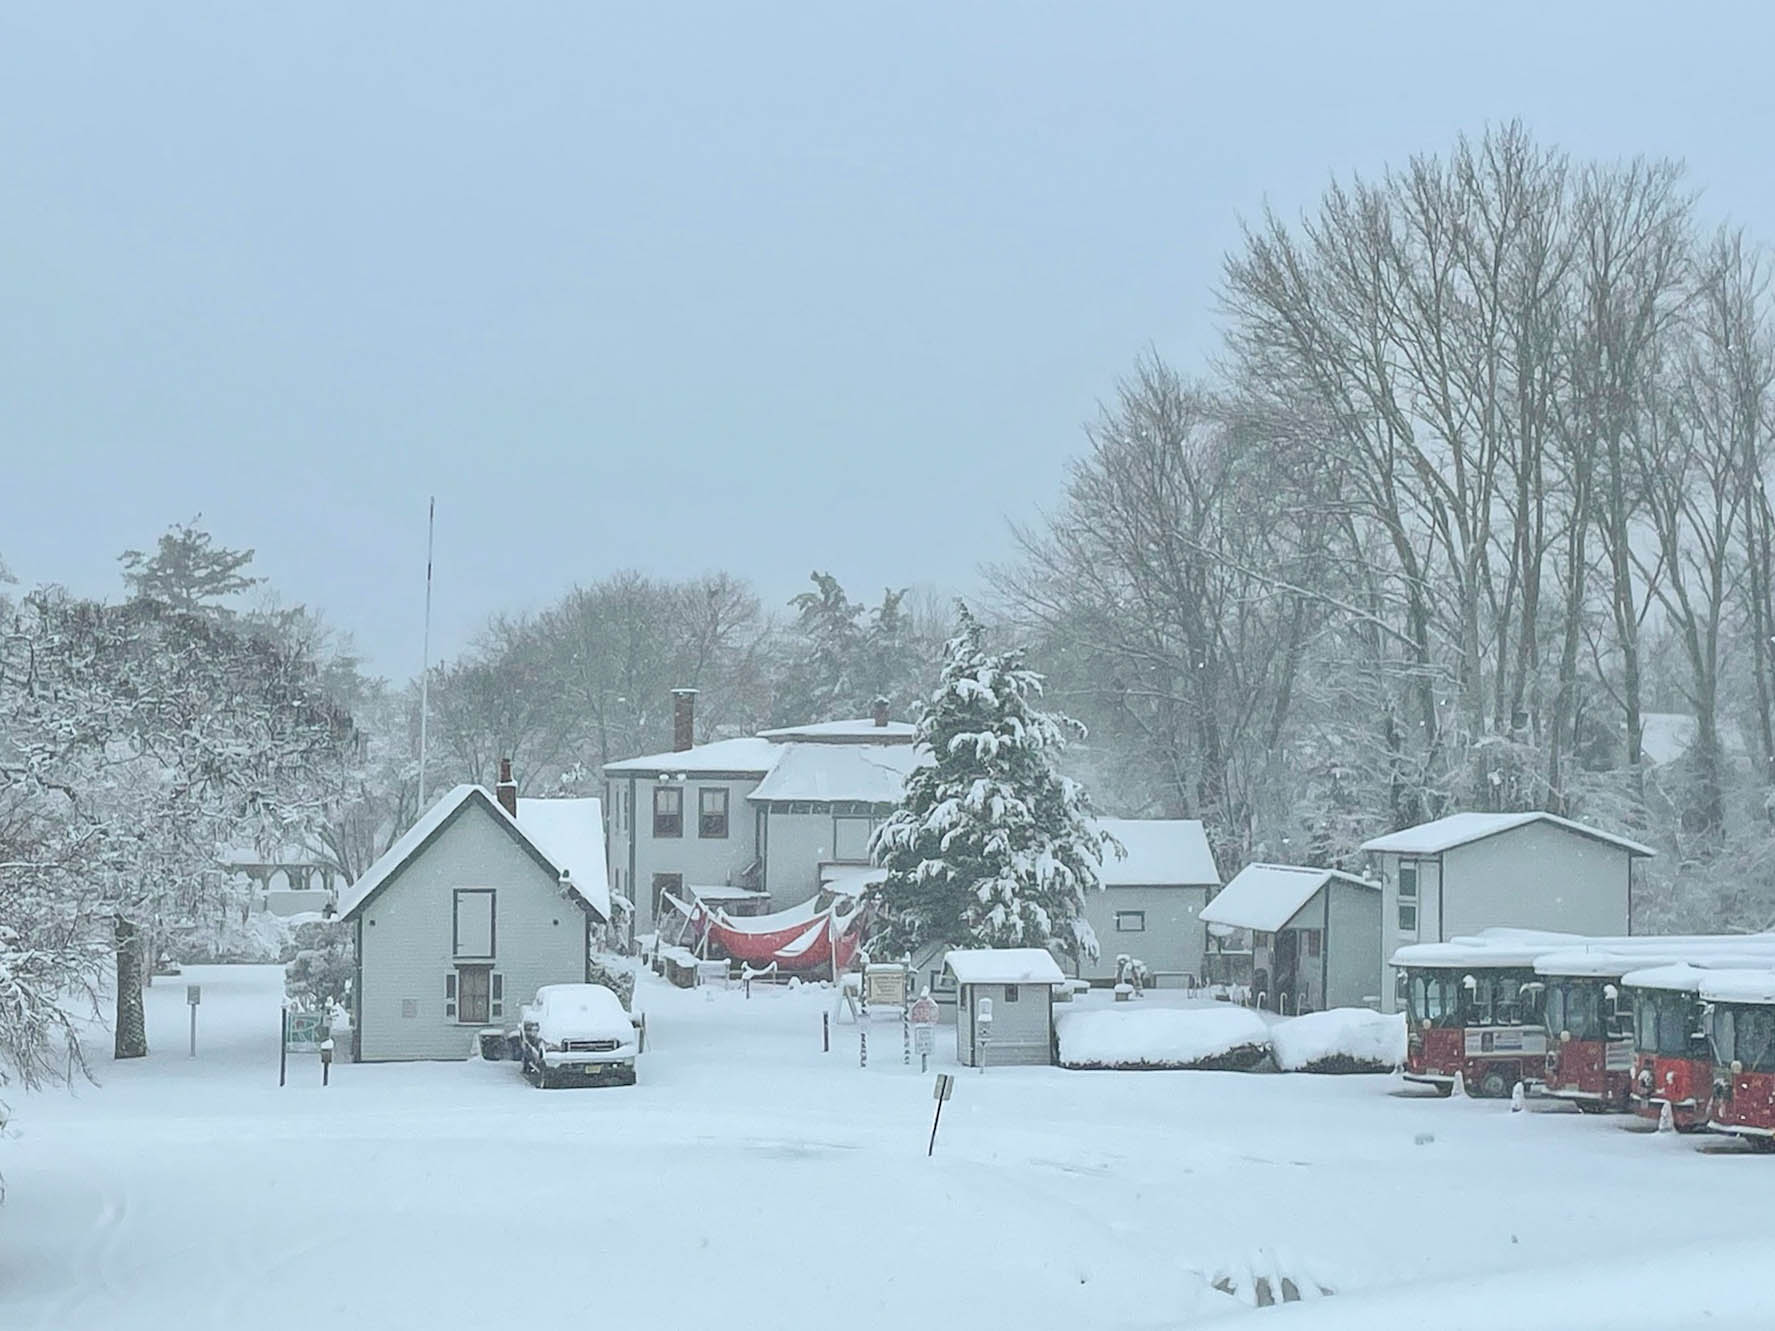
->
[4,969,1772,1329]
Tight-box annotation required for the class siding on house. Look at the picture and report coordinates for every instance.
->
[613,774,765,930]
[1322,880,1383,1009]
[356,801,588,1062]
[760,806,882,903]
[1076,885,1211,982]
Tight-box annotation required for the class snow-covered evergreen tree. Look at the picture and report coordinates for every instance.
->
[871,605,1112,958]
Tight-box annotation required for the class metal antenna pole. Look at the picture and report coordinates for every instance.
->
[418,497,435,808]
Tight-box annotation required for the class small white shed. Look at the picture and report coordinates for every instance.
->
[945,948,1065,1067]
[1200,864,1382,1013]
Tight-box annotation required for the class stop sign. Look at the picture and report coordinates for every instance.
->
[909,995,940,1025]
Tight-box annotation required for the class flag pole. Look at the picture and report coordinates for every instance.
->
[418,497,435,809]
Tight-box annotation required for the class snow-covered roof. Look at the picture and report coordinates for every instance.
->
[1094,818,1219,887]
[602,736,782,776]
[944,948,1066,986]
[757,718,918,742]
[1698,969,1775,1005]
[516,796,609,921]
[748,743,929,804]
[1537,938,1775,979]
[1621,963,1711,994]
[686,883,771,903]
[820,864,888,891]
[1200,864,1377,933]
[1360,811,1654,858]
[1391,938,1569,968]
[337,786,607,922]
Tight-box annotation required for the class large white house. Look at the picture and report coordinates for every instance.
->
[338,765,609,1062]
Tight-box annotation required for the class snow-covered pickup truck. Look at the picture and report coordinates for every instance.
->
[517,984,640,1088]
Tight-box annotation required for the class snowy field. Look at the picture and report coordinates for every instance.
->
[4,968,1772,1329]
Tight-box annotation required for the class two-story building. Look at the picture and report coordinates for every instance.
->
[602,691,923,935]
[1361,811,1654,1012]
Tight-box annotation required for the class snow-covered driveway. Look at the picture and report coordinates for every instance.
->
[3,967,1770,1328]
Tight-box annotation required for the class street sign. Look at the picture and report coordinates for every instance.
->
[977,996,993,1024]
[909,995,939,1026]
[915,1024,935,1057]
[186,985,202,1006]
[864,965,908,1009]
[927,1073,955,1156]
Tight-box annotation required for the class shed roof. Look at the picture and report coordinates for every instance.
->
[336,786,607,923]
[1094,818,1219,886]
[1359,811,1654,858]
[749,743,929,804]
[944,948,1066,986]
[602,736,781,776]
[1199,864,1377,933]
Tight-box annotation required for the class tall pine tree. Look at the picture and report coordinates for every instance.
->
[871,605,1112,958]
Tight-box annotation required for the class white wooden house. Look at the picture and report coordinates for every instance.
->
[1075,818,1220,984]
[338,767,609,1062]
[1198,864,1381,1011]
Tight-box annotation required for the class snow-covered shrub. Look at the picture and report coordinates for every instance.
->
[284,920,353,1013]
[1270,1009,1404,1074]
[587,953,637,1011]
[1057,1007,1270,1071]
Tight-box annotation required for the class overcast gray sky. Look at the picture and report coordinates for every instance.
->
[6,2,1775,678]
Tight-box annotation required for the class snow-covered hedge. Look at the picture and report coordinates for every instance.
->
[1057,1006,1271,1071]
[1270,1009,1404,1074]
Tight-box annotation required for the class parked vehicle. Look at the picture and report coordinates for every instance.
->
[1533,950,1637,1112]
[1395,941,1549,1098]
[517,984,639,1088]
[1700,970,1775,1150]
[1621,963,1715,1131]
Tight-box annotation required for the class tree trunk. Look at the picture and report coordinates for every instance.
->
[114,915,149,1059]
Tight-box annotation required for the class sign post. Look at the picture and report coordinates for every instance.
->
[910,992,939,1074]
[321,1038,335,1087]
[186,984,201,1058]
[928,1073,955,1156]
[976,995,993,1072]
[280,1006,288,1087]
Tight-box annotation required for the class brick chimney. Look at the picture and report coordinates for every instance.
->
[871,696,890,728]
[671,688,698,752]
[495,758,518,817]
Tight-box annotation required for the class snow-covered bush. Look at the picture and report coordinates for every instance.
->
[284,920,353,1012]
[1270,1009,1405,1074]
[1057,1007,1270,1071]
[587,953,637,1011]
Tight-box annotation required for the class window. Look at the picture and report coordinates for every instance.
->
[653,785,683,838]
[1397,902,1418,934]
[445,972,455,1018]
[453,889,495,958]
[1004,985,1020,1002]
[1397,861,1419,899]
[1114,910,1146,932]
[1303,929,1322,958]
[699,787,729,838]
[832,815,873,862]
[652,872,683,918]
[457,966,491,1025]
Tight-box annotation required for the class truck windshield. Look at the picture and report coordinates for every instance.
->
[1544,978,1605,1041]
[1714,1004,1775,1073]
[1633,989,1699,1057]
[1407,971,1462,1029]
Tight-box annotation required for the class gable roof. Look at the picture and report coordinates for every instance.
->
[748,743,929,804]
[602,736,781,777]
[515,796,610,920]
[1094,818,1220,886]
[1199,863,1378,933]
[337,786,607,923]
[1359,811,1655,858]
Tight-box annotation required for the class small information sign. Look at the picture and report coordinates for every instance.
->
[186,984,202,1006]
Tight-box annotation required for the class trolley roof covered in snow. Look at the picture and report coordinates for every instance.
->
[1199,864,1376,933]
[944,948,1067,986]
[1621,963,1711,993]
[1094,818,1220,887]
[1359,811,1654,858]
[1391,939,1566,968]
[1698,969,1775,1005]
